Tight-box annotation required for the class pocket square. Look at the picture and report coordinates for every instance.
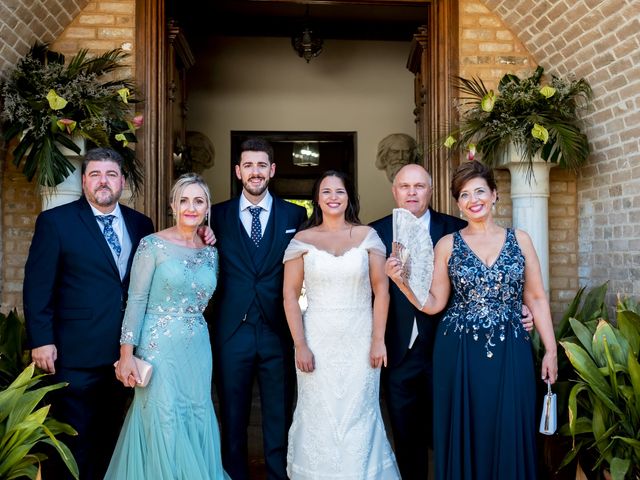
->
[285,228,296,233]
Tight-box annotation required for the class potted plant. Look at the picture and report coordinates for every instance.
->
[442,66,593,294]
[1,43,144,194]
[0,363,79,479]
[557,290,640,480]
[442,65,592,171]
[0,309,31,389]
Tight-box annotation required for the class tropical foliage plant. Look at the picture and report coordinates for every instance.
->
[0,363,79,479]
[443,66,592,172]
[1,43,143,193]
[0,309,31,389]
[556,287,640,480]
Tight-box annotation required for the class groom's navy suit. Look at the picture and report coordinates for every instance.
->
[371,208,466,480]
[24,196,154,479]
[209,194,306,480]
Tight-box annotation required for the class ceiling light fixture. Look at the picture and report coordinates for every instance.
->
[291,7,323,62]
[292,142,320,166]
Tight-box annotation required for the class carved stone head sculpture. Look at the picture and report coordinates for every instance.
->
[375,133,419,182]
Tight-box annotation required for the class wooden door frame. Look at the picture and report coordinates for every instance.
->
[135,0,458,219]
[407,0,459,214]
[136,0,168,228]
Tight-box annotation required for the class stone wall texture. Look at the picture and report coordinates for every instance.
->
[0,0,136,311]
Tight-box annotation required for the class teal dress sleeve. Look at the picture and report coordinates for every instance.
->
[120,236,156,346]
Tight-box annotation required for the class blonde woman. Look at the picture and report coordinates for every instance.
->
[106,174,228,479]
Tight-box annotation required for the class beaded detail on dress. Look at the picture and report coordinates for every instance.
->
[441,229,528,358]
[120,235,218,360]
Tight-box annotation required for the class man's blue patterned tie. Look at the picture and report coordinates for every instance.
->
[96,215,121,257]
[248,206,262,246]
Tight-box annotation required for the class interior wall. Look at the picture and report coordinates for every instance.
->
[187,36,417,223]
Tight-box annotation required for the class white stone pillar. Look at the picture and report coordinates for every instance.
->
[40,136,85,211]
[504,151,554,298]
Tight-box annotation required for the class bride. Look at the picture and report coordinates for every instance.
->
[283,170,400,479]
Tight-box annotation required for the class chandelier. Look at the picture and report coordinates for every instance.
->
[292,142,320,166]
[291,21,323,63]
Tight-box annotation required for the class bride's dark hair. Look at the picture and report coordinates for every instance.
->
[303,170,361,230]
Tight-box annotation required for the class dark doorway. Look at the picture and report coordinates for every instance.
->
[230,131,357,200]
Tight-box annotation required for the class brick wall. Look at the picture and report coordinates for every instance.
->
[480,1,640,304]
[459,0,581,317]
[0,0,90,80]
[0,0,136,311]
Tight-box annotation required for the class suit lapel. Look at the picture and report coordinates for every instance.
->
[77,197,121,279]
[378,216,393,253]
[429,209,446,244]
[258,197,287,274]
[228,198,258,274]
[121,206,141,280]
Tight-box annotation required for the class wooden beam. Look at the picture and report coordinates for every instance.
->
[136,0,168,228]
[240,0,430,5]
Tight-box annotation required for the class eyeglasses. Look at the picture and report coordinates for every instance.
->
[458,188,490,201]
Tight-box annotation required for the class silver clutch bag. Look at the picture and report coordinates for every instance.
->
[539,380,557,435]
[133,356,153,387]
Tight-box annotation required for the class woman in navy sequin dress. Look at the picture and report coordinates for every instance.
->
[386,161,558,480]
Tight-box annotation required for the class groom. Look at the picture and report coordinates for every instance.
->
[208,137,307,480]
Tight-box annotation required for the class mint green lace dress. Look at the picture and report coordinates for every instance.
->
[105,235,228,479]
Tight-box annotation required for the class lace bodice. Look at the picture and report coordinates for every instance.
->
[442,228,527,358]
[120,234,218,346]
[284,229,386,328]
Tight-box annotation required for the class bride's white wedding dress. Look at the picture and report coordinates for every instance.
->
[283,229,400,480]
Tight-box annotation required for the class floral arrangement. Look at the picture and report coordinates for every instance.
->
[2,43,143,193]
[443,66,592,171]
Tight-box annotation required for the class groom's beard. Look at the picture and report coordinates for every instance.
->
[242,175,270,197]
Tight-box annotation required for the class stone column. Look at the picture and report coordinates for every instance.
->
[503,148,554,298]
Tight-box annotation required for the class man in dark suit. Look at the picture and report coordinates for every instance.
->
[209,137,307,480]
[370,164,466,480]
[24,148,154,480]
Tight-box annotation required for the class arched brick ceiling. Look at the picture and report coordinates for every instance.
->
[0,0,90,79]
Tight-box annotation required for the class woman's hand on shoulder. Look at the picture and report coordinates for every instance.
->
[198,225,216,245]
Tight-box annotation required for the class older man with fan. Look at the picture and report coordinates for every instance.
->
[370,164,533,480]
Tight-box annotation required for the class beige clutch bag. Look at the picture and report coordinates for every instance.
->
[114,356,153,387]
[132,356,153,387]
